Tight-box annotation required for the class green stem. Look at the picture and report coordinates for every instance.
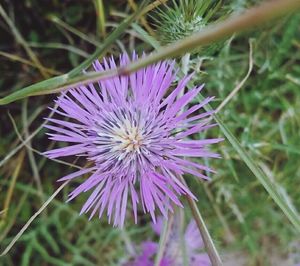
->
[154,213,174,266]
[179,209,189,266]
[48,15,102,47]
[188,198,222,266]
[0,4,49,78]
[1,0,299,105]
[181,178,222,266]
[0,180,70,256]
[121,0,300,74]
[68,0,149,78]
[181,53,190,75]
[28,42,90,58]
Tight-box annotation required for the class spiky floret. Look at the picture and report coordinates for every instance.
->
[44,53,222,227]
[154,0,224,54]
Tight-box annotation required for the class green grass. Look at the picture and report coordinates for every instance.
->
[0,1,300,265]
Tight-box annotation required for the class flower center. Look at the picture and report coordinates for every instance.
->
[114,125,143,153]
[101,116,145,157]
[94,109,150,163]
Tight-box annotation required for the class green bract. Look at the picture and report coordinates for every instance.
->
[154,0,225,55]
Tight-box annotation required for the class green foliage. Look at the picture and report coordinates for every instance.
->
[189,12,300,261]
[153,0,226,54]
[0,0,300,265]
[0,183,126,266]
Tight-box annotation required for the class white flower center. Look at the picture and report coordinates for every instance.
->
[111,123,143,153]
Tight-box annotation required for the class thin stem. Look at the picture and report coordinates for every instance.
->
[28,42,90,58]
[94,0,106,38]
[22,99,45,207]
[203,183,235,244]
[180,177,222,266]
[48,15,102,47]
[0,103,58,168]
[128,0,156,36]
[141,0,168,15]
[185,194,222,266]
[121,0,300,74]
[1,0,299,104]
[181,53,190,75]
[0,4,49,78]
[179,209,189,266]
[2,151,25,222]
[120,229,136,256]
[0,51,61,75]
[0,180,70,256]
[154,213,174,266]
[215,39,254,113]
[67,0,150,78]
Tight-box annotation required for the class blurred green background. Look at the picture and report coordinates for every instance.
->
[0,0,300,265]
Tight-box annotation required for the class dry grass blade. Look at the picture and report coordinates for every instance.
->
[0,4,49,78]
[0,51,60,75]
[154,212,174,266]
[128,0,155,36]
[0,105,58,168]
[0,180,70,256]
[215,39,254,113]
[142,0,168,15]
[7,112,83,171]
[1,0,299,104]
[22,100,44,206]
[180,177,222,266]
[1,151,25,222]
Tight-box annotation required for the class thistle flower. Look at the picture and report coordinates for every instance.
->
[126,217,211,266]
[44,53,221,227]
[154,0,225,55]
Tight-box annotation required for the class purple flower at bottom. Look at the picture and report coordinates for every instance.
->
[124,242,172,266]
[126,217,211,266]
[44,53,222,227]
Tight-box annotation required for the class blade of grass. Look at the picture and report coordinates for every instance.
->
[0,104,57,168]
[68,0,150,77]
[197,72,300,232]
[8,106,86,171]
[21,100,44,206]
[0,51,61,75]
[1,150,25,222]
[1,0,299,104]
[0,190,29,244]
[128,0,155,36]
[48,15,102,47]
[0,0,150,105]
[213,111,300,231]
[154,213,174,266]
[28,42,90,58]
[141,0,168,15]
[131,23,160,50]
[0,4,49,78]
[181,178,222,266]
[94,0,106,38]
[215,39,254,113]
[1,104,82,171]
[0,180,70,256]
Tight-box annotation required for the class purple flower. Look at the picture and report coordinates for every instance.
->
[124,242,167,266]
[44,53,221,227]
[126,217,211,266]
[125,241,172,266]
